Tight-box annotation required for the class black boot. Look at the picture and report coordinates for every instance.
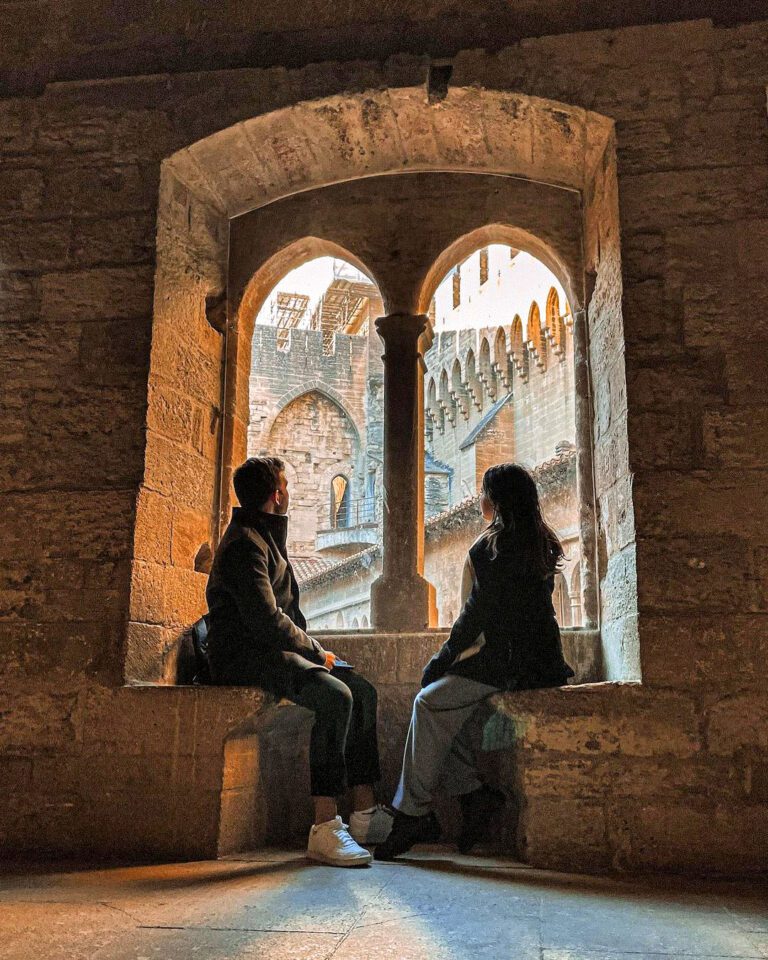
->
[457,784,506,854]
[374,810,442,861]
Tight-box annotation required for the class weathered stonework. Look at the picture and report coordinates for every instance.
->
[1,11,767,872]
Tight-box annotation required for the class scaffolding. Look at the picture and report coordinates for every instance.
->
[271,292,310,348]
[311,277,380,351]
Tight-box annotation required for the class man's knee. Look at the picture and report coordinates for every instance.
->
[349,673,377,710]
[316,674,354,719]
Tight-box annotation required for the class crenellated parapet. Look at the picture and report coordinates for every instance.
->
[251,324,370,364]
[423,302,574,437]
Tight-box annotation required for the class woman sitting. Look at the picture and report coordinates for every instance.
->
[376,462,574,860]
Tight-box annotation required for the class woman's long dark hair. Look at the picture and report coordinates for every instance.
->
[481,462,564,576]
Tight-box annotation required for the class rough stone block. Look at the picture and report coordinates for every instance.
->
[0,168,44,217]
[620,166,768,231]
[707,694,768,756]
[0,690,79,753]
[0,218,71,270]
[628,410,702,471]
[618,802,768,873]
[133,488,173,565]
[124,622,179,683]
[634,471,768,539]
[640,614,768,691]
[69,213,156,267]
[129,561,207,628]
[171,506,212,570]
[0,272,41,323]
[143,432,216,511]
[522,798,610,872]
[40,266,153,322]
[78,318,151,384]
[636,534,758,613]
[42,162,157,218]
[609,687,700,758]
[316,632,399,685]
[703,408,768,468]
[395,632,445,682]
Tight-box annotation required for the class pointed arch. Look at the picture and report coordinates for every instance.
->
[527,301,546,369]
[263,382,363,446]
[237,236,381,339]
[546,286,567,356]
[510,315,524,356]
[417,224,578,316]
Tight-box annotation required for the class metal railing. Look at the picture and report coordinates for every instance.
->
[330,496,378,529]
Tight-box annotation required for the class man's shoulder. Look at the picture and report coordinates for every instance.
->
[217,520,270,561]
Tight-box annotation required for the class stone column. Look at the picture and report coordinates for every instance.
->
[371,313,436,631]
[572,308,599,629]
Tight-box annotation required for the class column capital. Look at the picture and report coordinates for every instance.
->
[375,312,429,348]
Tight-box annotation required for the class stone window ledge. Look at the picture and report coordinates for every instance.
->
[130,626,602,689]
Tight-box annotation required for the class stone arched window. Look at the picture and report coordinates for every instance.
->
[510,314,526,376]
[478,337,496,401]
[546,287,567,358]
[493,327,510,389]
[451,358,468,420]
[266,391,359,556]
[479,247,489,285]
[330,474,350,528]
[127,87,635,681]
[527,301,546,370]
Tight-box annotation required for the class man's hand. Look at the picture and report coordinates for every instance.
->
[324,651,337,670]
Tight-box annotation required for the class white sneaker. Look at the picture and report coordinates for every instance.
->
[349,804,394,845]
[307,816,373,867]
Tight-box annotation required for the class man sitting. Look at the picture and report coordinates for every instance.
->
[206,456,392,866]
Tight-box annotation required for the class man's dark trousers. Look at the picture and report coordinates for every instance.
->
[292,667,380,797]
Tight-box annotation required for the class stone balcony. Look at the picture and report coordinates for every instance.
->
[315,521,379,554]
[316,495,379,554]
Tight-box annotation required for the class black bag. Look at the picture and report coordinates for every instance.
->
[176,614,212,685]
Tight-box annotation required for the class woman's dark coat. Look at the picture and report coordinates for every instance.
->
[423,531,574,690]
[205,507,328,696]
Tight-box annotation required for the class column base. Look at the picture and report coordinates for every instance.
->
[370,573,437,632]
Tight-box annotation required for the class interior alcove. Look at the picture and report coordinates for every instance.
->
[126,87,638,685]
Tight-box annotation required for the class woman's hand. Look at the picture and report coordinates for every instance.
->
[324,651,338,670]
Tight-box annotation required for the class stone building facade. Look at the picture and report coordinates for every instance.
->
[2,3,768,874]
[248,246,581,628]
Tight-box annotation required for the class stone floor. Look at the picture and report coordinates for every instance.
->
[2,847,767,960]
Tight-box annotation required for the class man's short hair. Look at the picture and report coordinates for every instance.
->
[233,457,285,511]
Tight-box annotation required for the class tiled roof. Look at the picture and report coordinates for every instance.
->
[292,556,337,581]
[296,545,381,589]
[425,451,453,475]
[425,448,577,539]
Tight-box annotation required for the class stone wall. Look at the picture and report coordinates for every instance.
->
[1,14,767,870]
[425,326,576,496]
[248,326,373,555]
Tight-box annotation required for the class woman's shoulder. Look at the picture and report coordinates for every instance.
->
[468,529,495,563]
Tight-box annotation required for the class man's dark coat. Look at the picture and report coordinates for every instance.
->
[423,531,575,690]
[206,507,328,696]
